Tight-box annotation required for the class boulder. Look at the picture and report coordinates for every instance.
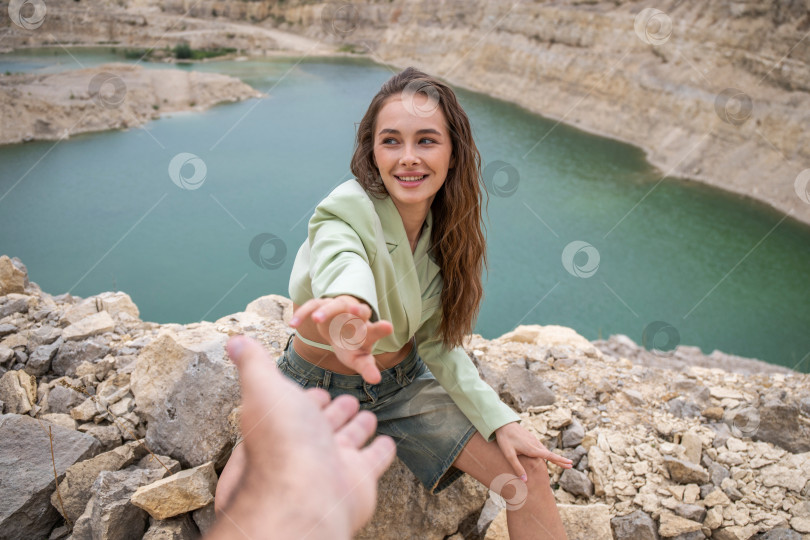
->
[657,511,702,537]
[500,363,556,411]
[0,255,28,295]
[49,439,148,523]
[63,291,140,324]
[131,462,217,520]
[0,369,36,414]
[142,514,199,539]
[0,413,100,538]
[62,311,116,341]
[71,465,172,540]
[751,398,810,454]
[131,327,239,467]
[52,339,111,377]
[664,457,709,485]
[611,509,660,540]
[356,459,487,540]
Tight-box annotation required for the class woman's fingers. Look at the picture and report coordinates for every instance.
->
[290,298,326,327]
[541,449,573,468]
[354,353,382,384]
[501,446,528,482]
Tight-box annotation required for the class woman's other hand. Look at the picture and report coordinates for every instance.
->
[289,295,393,384]
[494,421,573,481]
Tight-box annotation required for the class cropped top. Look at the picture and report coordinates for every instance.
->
[288,178,520,441]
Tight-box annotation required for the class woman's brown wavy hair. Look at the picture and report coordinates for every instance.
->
[350,66,489,350]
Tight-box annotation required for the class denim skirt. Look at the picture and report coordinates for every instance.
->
[271,332,478,494]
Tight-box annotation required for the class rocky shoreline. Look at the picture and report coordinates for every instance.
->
[0,63,264,145]
[1,253,808,540]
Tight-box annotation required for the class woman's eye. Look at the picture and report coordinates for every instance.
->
[381,138,435,144]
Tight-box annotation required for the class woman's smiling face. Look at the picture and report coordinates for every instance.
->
[372,92,455,214]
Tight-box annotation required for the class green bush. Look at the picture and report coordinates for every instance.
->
[173,43,192,59]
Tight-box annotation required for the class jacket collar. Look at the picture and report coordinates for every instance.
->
[372,192,433,255]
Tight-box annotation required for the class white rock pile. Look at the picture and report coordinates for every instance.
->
[1,254,808,540]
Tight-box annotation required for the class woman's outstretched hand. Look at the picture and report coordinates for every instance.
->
[494,421,574,481]
[290,295,393,384]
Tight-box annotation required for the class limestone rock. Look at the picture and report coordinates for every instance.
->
[658,511,703,537]
[500,363,555,411]
[25,337,63,376]
[356,458,487,540]
[142,514,199,539]
[0,413,100,539]
[244,294,293,323]
[131,327,239,467]
[559,468,594,498]
[0,255,28,294]
[752,398,810,454]
[62,311,116,341]
[52,339,111,377]
[753,530,801,540]
[611,509,660,540]
[483,508,508,539]
[0,369,36,414]
[70,465,170,540]
[559,503,612,539]
[41,413,76,431]
[562,419,585,448]
[63,291,140,324]
[192,502,216,536]
[49,439,148,523]
[131,462,217,520]
[664,456,710,485]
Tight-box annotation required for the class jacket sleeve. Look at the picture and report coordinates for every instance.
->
[413,310,520,442]
[306,193,381,323]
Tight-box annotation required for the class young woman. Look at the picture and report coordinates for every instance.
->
[217,67,572,539]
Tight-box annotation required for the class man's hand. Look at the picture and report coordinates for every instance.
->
[290,295,394,384]
[206,335,397,540]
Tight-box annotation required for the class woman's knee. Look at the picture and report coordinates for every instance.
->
[518,455,550,486]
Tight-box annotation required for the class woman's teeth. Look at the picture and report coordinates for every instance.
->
[396,175,425,182]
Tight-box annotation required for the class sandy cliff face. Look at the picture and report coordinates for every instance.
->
[257,0,810,226]
[2,0,809,226]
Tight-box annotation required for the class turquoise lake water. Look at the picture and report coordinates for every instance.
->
[1,48,808,372]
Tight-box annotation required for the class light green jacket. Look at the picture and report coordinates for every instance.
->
[288,178,520,441]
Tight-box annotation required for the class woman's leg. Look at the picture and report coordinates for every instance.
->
[451,432,568,540]
[214,443,247,517]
